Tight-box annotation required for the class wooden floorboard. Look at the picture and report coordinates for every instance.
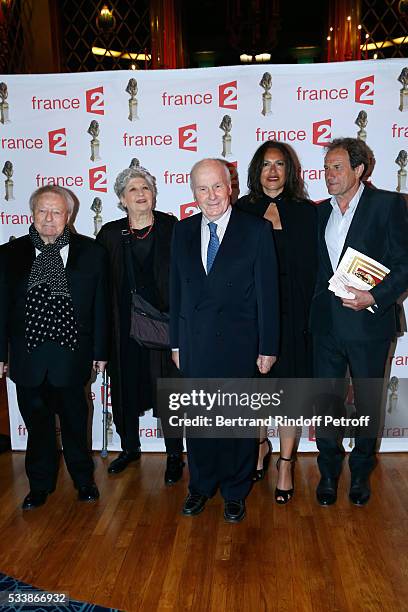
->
[0,451,407,612]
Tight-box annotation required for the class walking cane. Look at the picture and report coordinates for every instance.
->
[101,369,109,458]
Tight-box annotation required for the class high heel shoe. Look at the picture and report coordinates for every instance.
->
[253,438,272,482]
[275,455,296,504]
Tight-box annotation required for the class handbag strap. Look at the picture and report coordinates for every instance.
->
[121,229,138,293]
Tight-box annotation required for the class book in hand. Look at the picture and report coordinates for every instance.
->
[329,247,390,313]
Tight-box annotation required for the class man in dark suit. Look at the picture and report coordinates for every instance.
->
[310,138,408,506]
[170,158,279,522]
[0,186,109,509]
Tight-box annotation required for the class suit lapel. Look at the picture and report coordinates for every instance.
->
[338,186,369,262]
[207,207,239,278]
[13,237,35,283]
[188,212,207,280]
[65,232,81,275]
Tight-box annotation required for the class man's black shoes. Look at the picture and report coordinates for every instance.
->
[108,450,141,474]
[78,483,100,502]
[349,478,370,506]
[22,490,49,510]
[316,477,338,506]
[164,454,185,485]
[224,500,246,523]
[182,493,207,516]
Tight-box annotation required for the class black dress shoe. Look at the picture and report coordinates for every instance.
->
[182,493,207,516]
[164,454,185,485]
[316,477,338,506]
[349,478,370,506]
[224,500,246,523]
[22,490,49,510]
[78,483,100,502]
[107,450,141,474]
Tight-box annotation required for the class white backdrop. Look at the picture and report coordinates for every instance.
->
[1,59,407,452]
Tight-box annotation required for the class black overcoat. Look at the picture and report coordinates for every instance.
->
[0,232,109,387]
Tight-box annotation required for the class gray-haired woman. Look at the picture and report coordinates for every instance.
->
[97,162,184,484]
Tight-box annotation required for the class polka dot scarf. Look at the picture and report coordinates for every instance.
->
[25,224,78,353]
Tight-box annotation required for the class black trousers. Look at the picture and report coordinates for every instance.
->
[119,389,183,456]
[187,437,258,501]
[313,333,390,479]
[119,338,183,456]
[16,379,94,492]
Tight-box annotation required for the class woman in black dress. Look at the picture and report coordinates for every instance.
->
[97,162,184,485]
[236,141,317,503]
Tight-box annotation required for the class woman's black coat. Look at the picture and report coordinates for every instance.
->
[96,210,176,434]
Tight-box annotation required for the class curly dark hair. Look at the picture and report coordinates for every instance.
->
[325,138,369,177]
[246,141,308,202]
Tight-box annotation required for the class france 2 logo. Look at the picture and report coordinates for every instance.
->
[225,161,238,188]
[218,81,238,110]
[178,124,198,152]
[85,86,105,115]
[312,119,332,146]
[180,202,199,219]
[355,75,374,105]
[48,128,67,156]
[89,165,107,192]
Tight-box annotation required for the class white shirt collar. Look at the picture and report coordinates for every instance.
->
[201,205,232,230]
[330,182,365,214]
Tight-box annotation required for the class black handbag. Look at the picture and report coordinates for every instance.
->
[123,230,170,350]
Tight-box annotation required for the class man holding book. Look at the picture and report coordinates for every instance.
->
[310,137,408,506]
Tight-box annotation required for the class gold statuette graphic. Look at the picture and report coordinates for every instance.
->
[91,197,103,236]
[87,120,101,161]
[355,110,368,142]
[126,78,139,121]
[2,160,14,201]
[219,114,232,158]
[398,67,408,112]
[387,376,399,414]
[0,82,10,124]
[395,149,407,192]
[259,72,272,116]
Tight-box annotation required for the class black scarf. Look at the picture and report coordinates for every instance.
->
[25,224,78,353]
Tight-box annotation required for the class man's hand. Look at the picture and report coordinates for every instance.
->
[172,350,180,370]
[342,286,375,311]
[257,355,277,375]
[0,362,8,378]
[93,360,107,374]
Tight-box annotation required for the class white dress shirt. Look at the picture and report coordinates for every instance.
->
[201,206,232,273]
[325,183,364,271]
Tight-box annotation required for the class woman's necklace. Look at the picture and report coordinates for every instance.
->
[128,215,155,240]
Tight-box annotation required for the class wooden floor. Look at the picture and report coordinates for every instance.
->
[0,451,407,612]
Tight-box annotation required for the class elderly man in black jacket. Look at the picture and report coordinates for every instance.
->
[0,186,109,509]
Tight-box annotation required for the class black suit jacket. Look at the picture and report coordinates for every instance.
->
[170,207,279,378]
[0,232,109,387]
[310,186,408,341]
